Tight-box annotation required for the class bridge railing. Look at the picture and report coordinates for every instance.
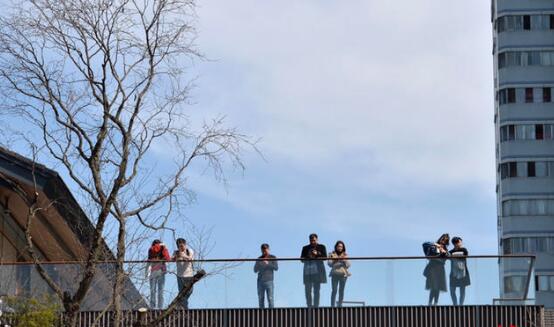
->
[0,255,535,311]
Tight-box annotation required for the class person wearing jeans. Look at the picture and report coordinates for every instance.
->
[328,240,351,307]
[254,243,278,308]
[147,239,170,309]
[149,271,165,309]
[173,238,195,309]
[254,243,279,309]
[301,233,327,308]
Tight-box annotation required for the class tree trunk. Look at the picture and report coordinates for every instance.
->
[113,219,126,327]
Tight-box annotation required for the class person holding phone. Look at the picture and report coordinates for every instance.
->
[301,233,327,308]
[254,243,278,308]
[423,233,450,306]
[449,237,470,305]
[328,240,351,307]
[173,238,194,309]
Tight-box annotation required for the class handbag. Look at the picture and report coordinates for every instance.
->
[331,264,351,278]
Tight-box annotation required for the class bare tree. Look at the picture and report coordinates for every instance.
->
[0,0,254,325]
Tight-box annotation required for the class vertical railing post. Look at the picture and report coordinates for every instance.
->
[133,307,148,327]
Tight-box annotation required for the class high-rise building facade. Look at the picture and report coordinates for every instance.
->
[492,0,554,308]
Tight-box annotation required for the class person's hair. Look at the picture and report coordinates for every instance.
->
[148,239,164,259]
[261,243,270,250]
[309,233,318,240]
[176,238,186,246]
[452,236,462,245]
[437,233,450,246]
[334,240,346,254]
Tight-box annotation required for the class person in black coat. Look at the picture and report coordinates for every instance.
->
[449,237,470,305]
[300,233,327,308]
[424,233,450,306]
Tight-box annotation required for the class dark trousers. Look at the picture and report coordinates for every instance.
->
[450,285,466,306]
[257,280,274,308]
[304,281,321,308]
[428,289,440,306]
[177,276,194,309]
[331,276,347,307]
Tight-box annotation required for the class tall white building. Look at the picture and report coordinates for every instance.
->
[492,0,554,308]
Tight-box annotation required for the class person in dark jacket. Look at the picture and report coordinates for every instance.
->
[301,233,327,308]
[449,237,470,305]
[424,233,450,306]
[254,243,278,308]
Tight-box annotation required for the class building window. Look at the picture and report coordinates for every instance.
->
[536,162,548,177]
[509,162,517,177]
[544,87,552,102]
[536,124,544,140]
[523,15,531,30]
[505,276,525,293]
[536,275,554,292]
[546,124,553,139]
[525,88,534,102]
[498,52,506,68]
[498,89,505,104]
[498,87,554,105]
[528,162,536,177]
[499,160,554,179]
[498,51,554,69]
[503,199,554,216]
[503,237,554,254]
[497,14,554,32]
[507,88,516,103]
[516,125,535,140]
[500,124,554,142]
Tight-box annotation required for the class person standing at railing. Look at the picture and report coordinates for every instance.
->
[449,236,470,306]
[301,233,327,308]
[253,243,278,308]
[328,240,351,307]
[173,238,195,309]
[147,239,171,309]
[423,233,450,306]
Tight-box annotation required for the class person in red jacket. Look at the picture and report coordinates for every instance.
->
[147,239,170,309]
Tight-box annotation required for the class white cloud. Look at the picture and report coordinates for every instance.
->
[190,0,495,197]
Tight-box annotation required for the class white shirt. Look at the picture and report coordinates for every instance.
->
[174,248,194,277]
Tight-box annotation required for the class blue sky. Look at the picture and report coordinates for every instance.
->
[0,0,506,307]
[0,0,496,257]
[155,0,498,258]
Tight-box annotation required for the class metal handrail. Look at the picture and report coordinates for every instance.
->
[0,254,536,265]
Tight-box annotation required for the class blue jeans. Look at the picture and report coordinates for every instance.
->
[177,276,194,309]
[257,280,274,308]
[149,272,165,309]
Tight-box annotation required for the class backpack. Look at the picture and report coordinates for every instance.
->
[422,242,438,256]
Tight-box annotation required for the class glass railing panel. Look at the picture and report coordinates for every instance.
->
[0,256,535,311]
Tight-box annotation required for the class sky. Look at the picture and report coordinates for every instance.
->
[0,0,498,255]
[151,0,502,307]
[0,0,508,307]
[162,0,498,258]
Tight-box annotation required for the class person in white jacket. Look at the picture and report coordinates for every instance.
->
[173,238,194,309]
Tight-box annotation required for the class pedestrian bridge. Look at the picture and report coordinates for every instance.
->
[0,255,546,326]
